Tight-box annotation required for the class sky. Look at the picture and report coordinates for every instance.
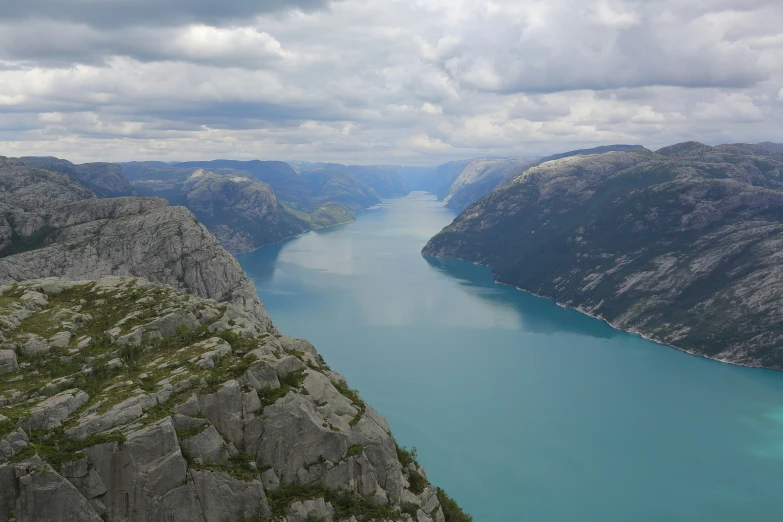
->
[0,0,781,165]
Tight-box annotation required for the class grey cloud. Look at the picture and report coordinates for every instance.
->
[0,0,334,28]
[0,0,781,164]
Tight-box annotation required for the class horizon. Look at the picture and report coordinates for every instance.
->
[5,139,781,169]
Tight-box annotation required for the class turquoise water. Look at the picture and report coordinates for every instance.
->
[237,192,783,522]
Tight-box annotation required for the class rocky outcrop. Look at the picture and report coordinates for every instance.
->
[135,169,309,254]
[424,141,783,370]
[441,157,539,212]
[20,156,135,198]
[0,177,273,328]
[0,277,462,521]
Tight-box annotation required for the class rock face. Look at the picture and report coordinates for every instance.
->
[292,163,410,198]
[0,161,273,328]
[424,141,783,370]
[0,277,462,521]
[135,169,310,254]
[130,163,380,253]
[20,156,134,198]
[441,157,539,212]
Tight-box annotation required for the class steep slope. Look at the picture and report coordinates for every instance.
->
[442,157,539,212]
[293,163,409,198]
[424,143,783,370]
[494,144,645,189]
[0,277,469,522]
[173,160,312,207]
[299,169,381,210]
[0,157,273,329]
[21,156,134,197]
[134,169,310,254]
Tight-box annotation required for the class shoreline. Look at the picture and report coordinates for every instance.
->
[428,253,780,375]
[232,191,418,256]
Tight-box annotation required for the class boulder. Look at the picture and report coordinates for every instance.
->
[28,388,89,430]
[0,349,17,374]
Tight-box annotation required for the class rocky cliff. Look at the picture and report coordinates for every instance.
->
[441,157,539,212]
[0,276,467,522]
[135,169,310,254]
[0,158,273,330]
[0,159,471,521]
[424,142,783,370]
[21,157,135,198]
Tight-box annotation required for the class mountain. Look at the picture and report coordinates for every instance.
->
[299,169,381,210]
[173,160,312,207]
[423,142,783,370]
[494,144,645,189]
[20,156,134,198]
[125,160,390,252]
[441,157,539,212]
[0,159,471,522]
[292,162,409,198]
[133,169,310,254]
[391,157,539,212]
[0,157,272,328]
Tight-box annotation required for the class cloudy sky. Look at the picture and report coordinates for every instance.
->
[0,0,781,165]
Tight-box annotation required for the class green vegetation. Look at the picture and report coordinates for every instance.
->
[436,487,473,522]
[401,502,419,521]
[3,224,57,258]
[346,444,363,458]
[12,429,126,470]
[265,482,400,521]
[332,379,366,427]
[395,442,419,468]
[407,469,427,495]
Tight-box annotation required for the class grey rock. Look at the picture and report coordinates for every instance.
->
[274,355,307,378]
[0,349,17,374]
[15,461,103,522]
[191,469,270,521]
[198,380,245,447]
[261,468,280,490]
[180,425,230,466]
[28,388,89,430]
[49,330,72,348]
[243,360,280,391]
[171,414,207,432]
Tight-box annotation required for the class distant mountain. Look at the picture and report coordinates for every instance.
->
[173,160,312,207]
[292,162,409,198]
[442,157,539,212]
[298,169,381,210]
[424,142,783,370]
[21,156,134,197]
[494,144,644,189]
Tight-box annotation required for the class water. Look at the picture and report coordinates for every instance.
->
[237,192,783,522]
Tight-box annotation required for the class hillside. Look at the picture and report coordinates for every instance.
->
[424,142,783,370]
[21,157,134,198]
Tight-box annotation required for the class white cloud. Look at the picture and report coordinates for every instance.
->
[0,0,781,164]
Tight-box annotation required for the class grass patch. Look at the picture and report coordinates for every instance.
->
[332,379,365,427]
[346,444,363,458]
[12,429,126,470]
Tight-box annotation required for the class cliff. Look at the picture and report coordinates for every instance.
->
[0,159,470,521]
[0,277,464,522]
[20,157,135,198]
[424,142,783,370]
